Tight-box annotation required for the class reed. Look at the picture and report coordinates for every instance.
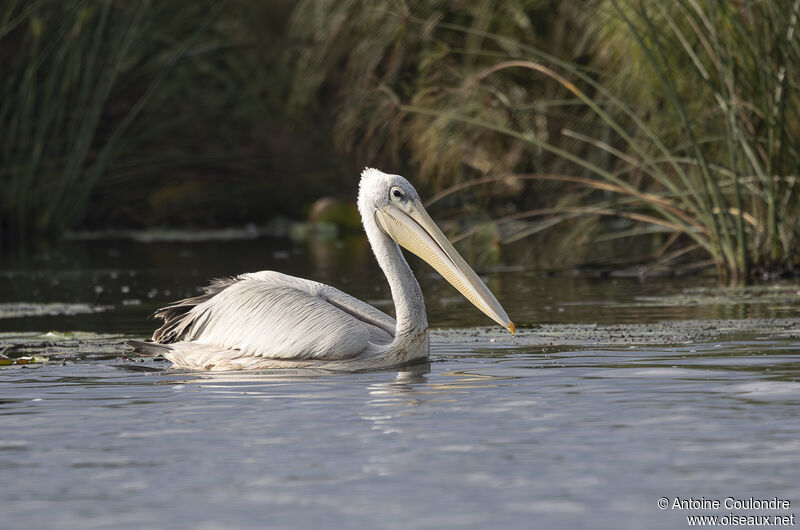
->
[289,0,800,280]
[0,0,285,248]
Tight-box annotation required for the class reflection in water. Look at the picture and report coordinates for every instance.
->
[391,362,430,386]
[366,362,430,400]
[171,361,431,387]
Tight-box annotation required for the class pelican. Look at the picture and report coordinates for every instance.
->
[131,168,514,370]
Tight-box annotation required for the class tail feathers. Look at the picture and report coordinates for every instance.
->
[152,276,238,343]
[152,341,248,371]
[128,338,251,370]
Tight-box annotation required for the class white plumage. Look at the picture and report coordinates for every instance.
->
[131,168,512,371]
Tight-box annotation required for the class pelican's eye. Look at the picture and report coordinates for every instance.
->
[390,187,405,201]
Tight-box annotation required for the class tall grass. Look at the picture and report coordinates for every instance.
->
[289,0,800,280]
[0,0,291,248]
[4,0,797,280]
[579,0,800,280]
[3,2,167,245]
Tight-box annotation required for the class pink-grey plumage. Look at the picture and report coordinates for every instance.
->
[130,168,513,371]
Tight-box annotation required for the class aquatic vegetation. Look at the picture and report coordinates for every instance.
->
[2,1,187,245]
[0,330,135,365]
[289,0,800,280]
[559,0,800,281]
[0,0,294,247]
[433,317,800,346]
[2,0,797,281]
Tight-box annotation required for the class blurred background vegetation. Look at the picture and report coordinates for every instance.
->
[1,0,798,281]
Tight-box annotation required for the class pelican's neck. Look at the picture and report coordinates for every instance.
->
[363,212,428,338]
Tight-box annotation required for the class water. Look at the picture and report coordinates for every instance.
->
[1,236,799,529]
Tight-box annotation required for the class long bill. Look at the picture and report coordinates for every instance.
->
[375,200,515,334]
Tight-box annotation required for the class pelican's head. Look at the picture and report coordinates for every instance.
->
[358,168,515,334]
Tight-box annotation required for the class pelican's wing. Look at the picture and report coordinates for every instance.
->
[151,271,395,360]
[318,284,396,338]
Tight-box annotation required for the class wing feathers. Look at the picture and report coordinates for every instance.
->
[152,277,237,343]
[150,271,395,361]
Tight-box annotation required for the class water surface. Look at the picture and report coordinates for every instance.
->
[1,236,799,528]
